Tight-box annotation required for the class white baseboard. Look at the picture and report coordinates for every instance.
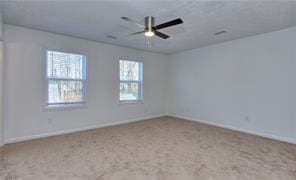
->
[5,114,166,144]
[169,114,296,145]
[6,114,296,145]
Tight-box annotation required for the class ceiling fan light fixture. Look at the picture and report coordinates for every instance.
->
[144,31,155,37]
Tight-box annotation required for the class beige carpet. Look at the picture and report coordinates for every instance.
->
[1,116,296,180]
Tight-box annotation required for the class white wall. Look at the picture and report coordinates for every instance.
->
[3,24,296,144]
[168,27,296,143]
[0,2,4,147]
[4,25,168,143]
[0,2,3,40]
[0,42,3,147]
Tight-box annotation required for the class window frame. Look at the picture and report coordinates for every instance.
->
[119,60,143,104]
[44,49,87,110]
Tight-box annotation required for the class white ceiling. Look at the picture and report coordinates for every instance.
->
[2,1,296,54]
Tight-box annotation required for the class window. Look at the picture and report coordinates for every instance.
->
[119,60,143,102]
[46,50,86,108]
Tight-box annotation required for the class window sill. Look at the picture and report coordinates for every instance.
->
[44,103,87,111]
[118,100,144,105]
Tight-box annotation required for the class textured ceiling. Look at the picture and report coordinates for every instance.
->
[2,1,296,54]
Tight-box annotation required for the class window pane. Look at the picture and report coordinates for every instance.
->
[48,80,84,104]
[47,51,85,79]
[120,82,140,101]
[120,60,140,81]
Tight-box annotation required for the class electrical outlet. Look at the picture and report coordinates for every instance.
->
[244,116,250,122]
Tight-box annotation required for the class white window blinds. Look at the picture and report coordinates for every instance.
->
[46,50,86,107]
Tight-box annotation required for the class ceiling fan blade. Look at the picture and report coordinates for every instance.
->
[127,31,145,36]
[121,17,145,29]
[154,18,183,30]
[154,31,170,39]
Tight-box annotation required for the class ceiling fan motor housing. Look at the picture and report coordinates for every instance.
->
[145,16,155,32]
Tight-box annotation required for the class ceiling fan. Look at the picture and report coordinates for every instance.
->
[121,16,183,39]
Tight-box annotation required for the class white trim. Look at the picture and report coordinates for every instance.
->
[5,114,295,145]
[4,114,166,144]
[118,99,144,105]
[169,114,296,145]
[44,102,87,111]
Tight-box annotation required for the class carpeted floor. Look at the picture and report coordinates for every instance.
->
[1,116,296,180]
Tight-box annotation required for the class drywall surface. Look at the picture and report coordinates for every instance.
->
[0,3,3,40]
[4,24,296,144]
[4,25,168,143]
[167,26,296,142]
[0,42,3,147]
[0,3,3,146]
